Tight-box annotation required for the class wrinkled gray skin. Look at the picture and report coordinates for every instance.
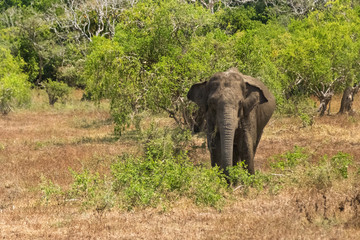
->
[187,68,275,174]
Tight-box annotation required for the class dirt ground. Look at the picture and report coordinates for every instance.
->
[1,91,360,239]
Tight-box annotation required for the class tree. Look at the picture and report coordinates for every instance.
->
[233,21,286,105]
[338,83,360,114]
[47,0,131,42]
[17,9,60,85]
[272,0,360,115]
[0,47,31,114]
[265,0,328,16]
[82,0,237,133]
[43,79,71,105]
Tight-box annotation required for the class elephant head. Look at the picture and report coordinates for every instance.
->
[187,68,275,174]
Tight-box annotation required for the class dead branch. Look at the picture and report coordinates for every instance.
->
[46,0,131,42]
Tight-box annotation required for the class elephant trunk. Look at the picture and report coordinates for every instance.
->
[219,107,237,173]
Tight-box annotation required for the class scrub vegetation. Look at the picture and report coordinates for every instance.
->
[2,0,360,238]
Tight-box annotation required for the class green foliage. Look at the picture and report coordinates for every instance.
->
[192,166,227,207]
[84,36,143,134]
[83,0,239,133]
[0,0,61,13]
[109,125,227,209]
[268,147,354,191]
[234,20,287,103]
[299,112,314,128]
[232,1,360,111]
[2,0,360,124]
[329,152,353,179]
[270,146,309,171]
[68,169,115,209]
[286,1,360,96]
[304,152,353,190]
[216,5,264,34]
[0,47,30,114]
[227,162,270,193]
[43,126,229,210]
[40,176,63,204]
[110,154,192,209]
[43,79,71,105]
[304,163,333,190]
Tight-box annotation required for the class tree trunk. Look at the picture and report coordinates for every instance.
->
[37,56,43,86]
[338,84,360,114]
[317,92,333,116]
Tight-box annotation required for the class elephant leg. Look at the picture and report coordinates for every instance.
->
[233,144,240,166]
[208,132,221,167]
[253,129,264,155]
[233,129,242,166]
[239,131,255,174]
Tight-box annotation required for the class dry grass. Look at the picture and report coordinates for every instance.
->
[1,91,360,239]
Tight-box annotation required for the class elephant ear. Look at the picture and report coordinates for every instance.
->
[242,74,273,104]
[187,82,207,108]
[242,74,272,115]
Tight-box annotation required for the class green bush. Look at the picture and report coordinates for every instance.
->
[68,169,114,209]
[304,162,333,190]
[329,152,353,179]
[110,154,194,209]
[304,152,353,190]
[0,47,31,114]
[192,166,227,208]
[268,149,354,190]
[269,146,309,171]
[227,162,271,194]
[43,79,71,106]
[40,176,63,204]
[43,126,229,210]
[110,126,227,209]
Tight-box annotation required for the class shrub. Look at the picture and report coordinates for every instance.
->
[43,79,71,106]
[0,47,31,114]
[68,169,114,209]
[304,162,333,190]
[40,176,63,204]
[269,146,309,171]
[329,152,353,179]
[192,166,227,208]
[227,162,271,194]
[45,126,229,210]
[304,152,353,190]
[110,154,195,209]
[110,126,227,209]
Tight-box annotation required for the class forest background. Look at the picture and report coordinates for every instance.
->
[2,0,360,132]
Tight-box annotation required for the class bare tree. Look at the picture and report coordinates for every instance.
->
[186,0,328,15]
[338,83,360,115]
[0,7,19,28]
[263,0,329,16]
[47,0,136,42]
[312,82,335,116]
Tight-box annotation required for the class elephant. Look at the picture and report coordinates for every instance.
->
[187,68,275,174]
